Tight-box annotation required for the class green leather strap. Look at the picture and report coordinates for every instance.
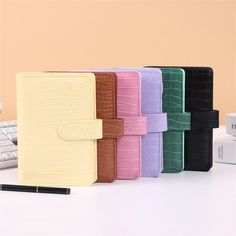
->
[167,112,191,130]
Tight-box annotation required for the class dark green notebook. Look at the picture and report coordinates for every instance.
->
[159,68,191,172]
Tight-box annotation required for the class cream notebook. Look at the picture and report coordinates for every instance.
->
[17,72,102,186]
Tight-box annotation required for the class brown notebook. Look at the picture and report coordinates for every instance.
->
[95,72,124,182]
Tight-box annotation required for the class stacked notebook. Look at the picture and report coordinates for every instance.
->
[16,67,219,186]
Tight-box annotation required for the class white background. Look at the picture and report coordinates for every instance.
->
[0,127,235,236]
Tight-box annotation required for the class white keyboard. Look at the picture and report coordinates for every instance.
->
[0,120,18,169]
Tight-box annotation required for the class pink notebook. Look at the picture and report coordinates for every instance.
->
[97,70,146,179]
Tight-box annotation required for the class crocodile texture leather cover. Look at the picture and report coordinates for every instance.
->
[145,67,191,172]
[182,67,219,171]
[115,68,168,177]
[95,70,146,179]
[94,72,124,183]
[17,72,102,186]
[116,71,146,179]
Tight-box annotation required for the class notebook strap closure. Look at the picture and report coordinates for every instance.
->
[102,119,124,138]
[123,116,147,136]
[58,119,103,140]
[167,112,191,131]
[191,110,219,130]
[145,113,167,133]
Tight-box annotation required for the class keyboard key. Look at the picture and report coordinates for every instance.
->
[0,140,14,146]
[0,122,8,128]
[2,128,14,135]
[0,120,18,169]
[13,151,18,158]
[0,154,6,161]
[0,134,8,141]
[7,121,17,126]
[11,127,17,133]
[2,152,16,160]
[7,134,17,142]
[0,145,17,154]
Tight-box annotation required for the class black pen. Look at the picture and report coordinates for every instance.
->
[0,184,70,195]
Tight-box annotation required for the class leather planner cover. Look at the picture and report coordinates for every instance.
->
[94,72,124,182]
[145,67,191,172]
[116,71,146,179]
[95,69,146,179]
[17,72,102,186]
[181,67,219,171]
[115,68,168,177]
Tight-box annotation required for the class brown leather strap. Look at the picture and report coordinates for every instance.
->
[103,119,124,138]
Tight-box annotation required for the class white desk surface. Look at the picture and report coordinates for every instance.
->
[0,126,235,236]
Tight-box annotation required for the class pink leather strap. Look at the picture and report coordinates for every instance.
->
[123,116,147,136]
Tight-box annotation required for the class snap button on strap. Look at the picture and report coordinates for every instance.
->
[58,119,103,140]
[167,112,191,131]
[191,110,219,130]
[146,113,167,133]
[123,116,147,135]
[102,119,124,138]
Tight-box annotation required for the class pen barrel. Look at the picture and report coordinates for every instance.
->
[2,184,36,193]
[1,184,70,195]
[38,186,70,195]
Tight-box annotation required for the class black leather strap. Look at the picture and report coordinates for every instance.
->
[191,110,219,130]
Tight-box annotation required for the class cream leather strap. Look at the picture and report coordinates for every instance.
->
[58,119,103,140]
